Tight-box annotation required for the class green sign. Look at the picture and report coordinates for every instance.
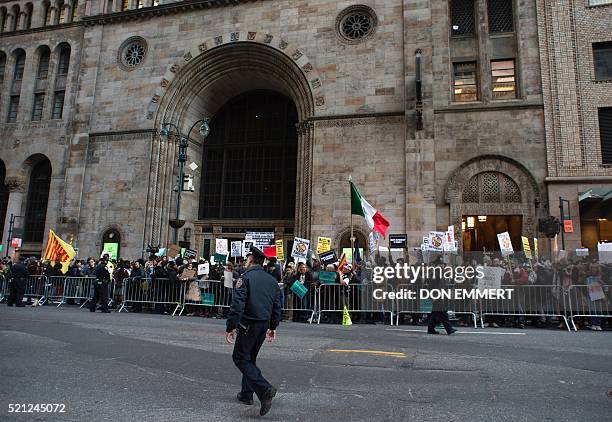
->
[103,243,119,260]
[419,299,433,313]
[201,292,215,306]
[319,271,337,284]
[290,281,308,299]
[341,248,364,264]
[213,253,227,263]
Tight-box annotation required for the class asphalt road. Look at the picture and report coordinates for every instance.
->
[0,306,611,422]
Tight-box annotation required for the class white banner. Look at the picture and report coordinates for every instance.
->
[230,241,242,257]
[497,232,514,256]
[291,237,310,259]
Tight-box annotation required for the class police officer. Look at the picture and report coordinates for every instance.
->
[7,256,28,307]
[225,245,281,417]
[427,259,457,335]
[90,255,111,313]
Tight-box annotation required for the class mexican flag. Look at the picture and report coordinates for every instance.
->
[350,182,390,238]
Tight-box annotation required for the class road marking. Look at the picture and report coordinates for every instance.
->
[326,349,406,358]
[386,328,526,336]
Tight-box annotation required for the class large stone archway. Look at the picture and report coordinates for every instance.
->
[444,155,542,241]
[146,36,319,247]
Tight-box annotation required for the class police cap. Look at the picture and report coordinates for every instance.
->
[247,245,267,261]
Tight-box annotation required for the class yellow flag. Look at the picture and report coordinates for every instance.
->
[43,230,76,274]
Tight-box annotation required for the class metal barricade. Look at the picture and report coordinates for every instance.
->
[0,274,6,302]
[178,280,232,317]
[282,284,317,324]
[393,283,478,328]
[479,284,571,331]
[58,277,96,308]
[119,277,184,315]
[43,276,66,305]
[24,275,48,305]
[567,284,611,331]
[317,283,394,325]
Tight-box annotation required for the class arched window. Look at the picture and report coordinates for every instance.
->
[24,3,33,29]
[32,47,50,121]
[101,229,121,259]
[44,3,52,26]
[0,52,6,85]
[71,0,78,21]
[8,49,25,123]
[13,49,25,80]
[36,47,50,79]
[199,90,298,220]
[0,160,9,242]
[52,44,70,119]
[57,1,65,24]
[24,159,52,243]
[12,5,20,31]
[462,171,521,203]
[0,7,7,32]
[57,44,70,75]
[121,0,128,11]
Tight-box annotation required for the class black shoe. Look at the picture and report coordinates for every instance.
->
[447,328,457,335]
[259,386,277,416]
[427,330,440,335]
[236,392,253,405]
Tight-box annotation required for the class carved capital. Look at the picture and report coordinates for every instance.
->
[5,177,26,193]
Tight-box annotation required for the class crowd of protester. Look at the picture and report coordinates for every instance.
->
[1,249,610,331]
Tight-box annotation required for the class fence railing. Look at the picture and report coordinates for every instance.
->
[317,283,394,325]
[178,280,232,316]
[118,277,183,316]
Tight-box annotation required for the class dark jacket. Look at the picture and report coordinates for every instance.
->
[226,265,281,332]
[93,263,111,281]
[10,262,29,279]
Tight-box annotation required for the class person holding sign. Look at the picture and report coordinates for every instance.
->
[288,262,313,322]
[225,245,281,416]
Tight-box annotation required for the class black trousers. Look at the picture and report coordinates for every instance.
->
[90,280,109,312]
[428,311,453,333]
[7,278,26,306]
[232,320,272,401]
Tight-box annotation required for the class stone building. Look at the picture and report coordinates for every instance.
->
[0,0,559,259]
[536,0,612,252]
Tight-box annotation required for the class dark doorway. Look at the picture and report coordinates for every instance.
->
[462,215,522,252]
[199,90,298,220]
[24,159,51,243]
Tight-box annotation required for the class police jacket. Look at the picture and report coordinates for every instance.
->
[93,263,111,281]
[11,262,29,279]
[226,265,281,333]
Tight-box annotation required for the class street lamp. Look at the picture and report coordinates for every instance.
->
[160,118,211,244]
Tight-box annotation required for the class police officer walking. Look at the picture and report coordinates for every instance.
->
[7,256,28,307]
[225,245,281,417]
[90,255,111,313]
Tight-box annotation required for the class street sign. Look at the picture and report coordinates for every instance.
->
[563,220,574,233]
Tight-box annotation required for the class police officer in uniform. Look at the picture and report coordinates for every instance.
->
[90,255,111,313]
[7,256,28,307]
[225,245,281,417]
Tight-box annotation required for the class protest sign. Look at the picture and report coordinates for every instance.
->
[215,239,228,255]
[245,231,274,249]
[316,237,332,254]
[242,240,253,257]
[478,267,504,291]
[534,238,538,259]
[597,242,612,264]
[167,244,181,259]
[184,248,197,259]
[103,243,118,260]
[576,248,589,257]
[213,253,227,263]
[230,241,242,257]
[275,240,285,261]
[497,232,514,256]
[428,231,445,252]
[521,236,532,260]
[587,276,605,301]
[319,250,337,266]
[290,281,308,299]
[319,271,337,284]
[291,237,310,260]
[197,263,210,276]
[389,234,407,249]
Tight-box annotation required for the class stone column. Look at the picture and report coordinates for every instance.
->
[50,6,58,25]
[2,177,27,257]
[6,13,15,32]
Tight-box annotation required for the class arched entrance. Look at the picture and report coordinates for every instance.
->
[24,158,51,243]
[148,41,316,250]
[445,155,541,252]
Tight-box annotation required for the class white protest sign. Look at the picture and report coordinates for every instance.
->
[215,239,228,255]
[478,267,504,291]
[242,240,253,257]
[197,263,209,276]
[597,242,612,264]
[291,237,310,260]
[497,232,514,256]
[230,241,242,257]
[428,231,445,252]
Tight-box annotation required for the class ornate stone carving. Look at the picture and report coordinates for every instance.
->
[315,95,325,106]
[214,36,223,45]
[151,94,160,103]
[279,40,288,50]
[310,78,321,89]
[161,78,169,88]
[183,52,192,61]
[247,31,256,40]
[292,49,303,60]
[170,64,180,73]
[5,177,26,193]
[302,62,313,73]
[263,34,273,43]
[198,42,208,52]
[230,32,239,42]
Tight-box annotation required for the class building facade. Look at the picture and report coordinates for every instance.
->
[536,0,612,252]
[0,0,565,259]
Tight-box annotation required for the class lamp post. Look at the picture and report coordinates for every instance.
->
[160,118,210,244]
